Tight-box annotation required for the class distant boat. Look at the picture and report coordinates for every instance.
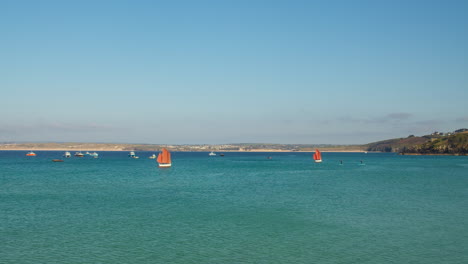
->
[52,159,64,162]
[157,148,172,168]
[26,151,36,156]
[149,154,157,159]
[209,151,216,156]
[64,151,71,158]
[129,151,139,159]
[74,152,84,157]
[313,149,322,163]
[89,152,99,158]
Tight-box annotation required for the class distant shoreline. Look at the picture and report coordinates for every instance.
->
[0,148,367,153]
[0,147,367,153]
[400,153,466,156]
[0,143,366,153]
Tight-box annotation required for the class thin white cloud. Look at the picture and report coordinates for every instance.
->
[386,112,412,120]
[336,112,413,124]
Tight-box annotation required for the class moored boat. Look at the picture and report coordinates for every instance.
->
[74,152,84,157]
[157,148,172,168]
[313,149,322,163]
[64,151,71,158]
[26,151,36,156]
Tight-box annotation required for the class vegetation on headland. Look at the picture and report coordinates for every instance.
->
[365,129,468,155]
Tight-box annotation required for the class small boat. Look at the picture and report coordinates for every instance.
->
[313,149,322,163]
[89,152,99,158]
[129,151,139,159]
[157,148,172,168]
[52,159,64,162]
[220,153,224,157]
[64,151,71,158]
[209,151,216,156]
[74,152,84,157]
[26,151,36,156]
[149,154,157,159]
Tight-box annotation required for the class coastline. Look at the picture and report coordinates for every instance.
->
[400,153,466,156]
[0,145,366,153]
[0,148,367,153]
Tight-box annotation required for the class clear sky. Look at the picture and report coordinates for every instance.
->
[1,0,467,144]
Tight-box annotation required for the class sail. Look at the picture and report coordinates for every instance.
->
[157,148,171,164]
[313,149,322,161]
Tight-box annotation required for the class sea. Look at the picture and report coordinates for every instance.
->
[1,151,467,264]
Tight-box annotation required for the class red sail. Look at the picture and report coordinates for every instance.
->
[157,148,171,164]
[313,149,321,160]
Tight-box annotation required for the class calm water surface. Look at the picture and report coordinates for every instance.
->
[1,151,467,263]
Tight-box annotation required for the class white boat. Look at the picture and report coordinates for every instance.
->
[149,154,157,159]
[129,151,139,159]
[89,152,99,158]
[64,151,71,158]
[74,152,84,157]
[209,151,216,156]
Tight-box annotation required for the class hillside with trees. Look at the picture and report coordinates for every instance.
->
[365,135,429,153]
[402,131,468,155]
[366,129,468,155]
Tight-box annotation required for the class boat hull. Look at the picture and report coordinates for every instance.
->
[158,163,172,168]
[314,160,322,163]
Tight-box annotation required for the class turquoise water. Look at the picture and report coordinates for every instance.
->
[1,151,467,263]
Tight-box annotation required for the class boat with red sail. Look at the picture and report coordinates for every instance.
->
[157,148,172,168]
[313,149,322,163]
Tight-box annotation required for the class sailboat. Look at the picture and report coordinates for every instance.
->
[157,148,172,168]
[313,149,322,163]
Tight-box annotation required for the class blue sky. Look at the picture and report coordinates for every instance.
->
[1,0,467,144]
